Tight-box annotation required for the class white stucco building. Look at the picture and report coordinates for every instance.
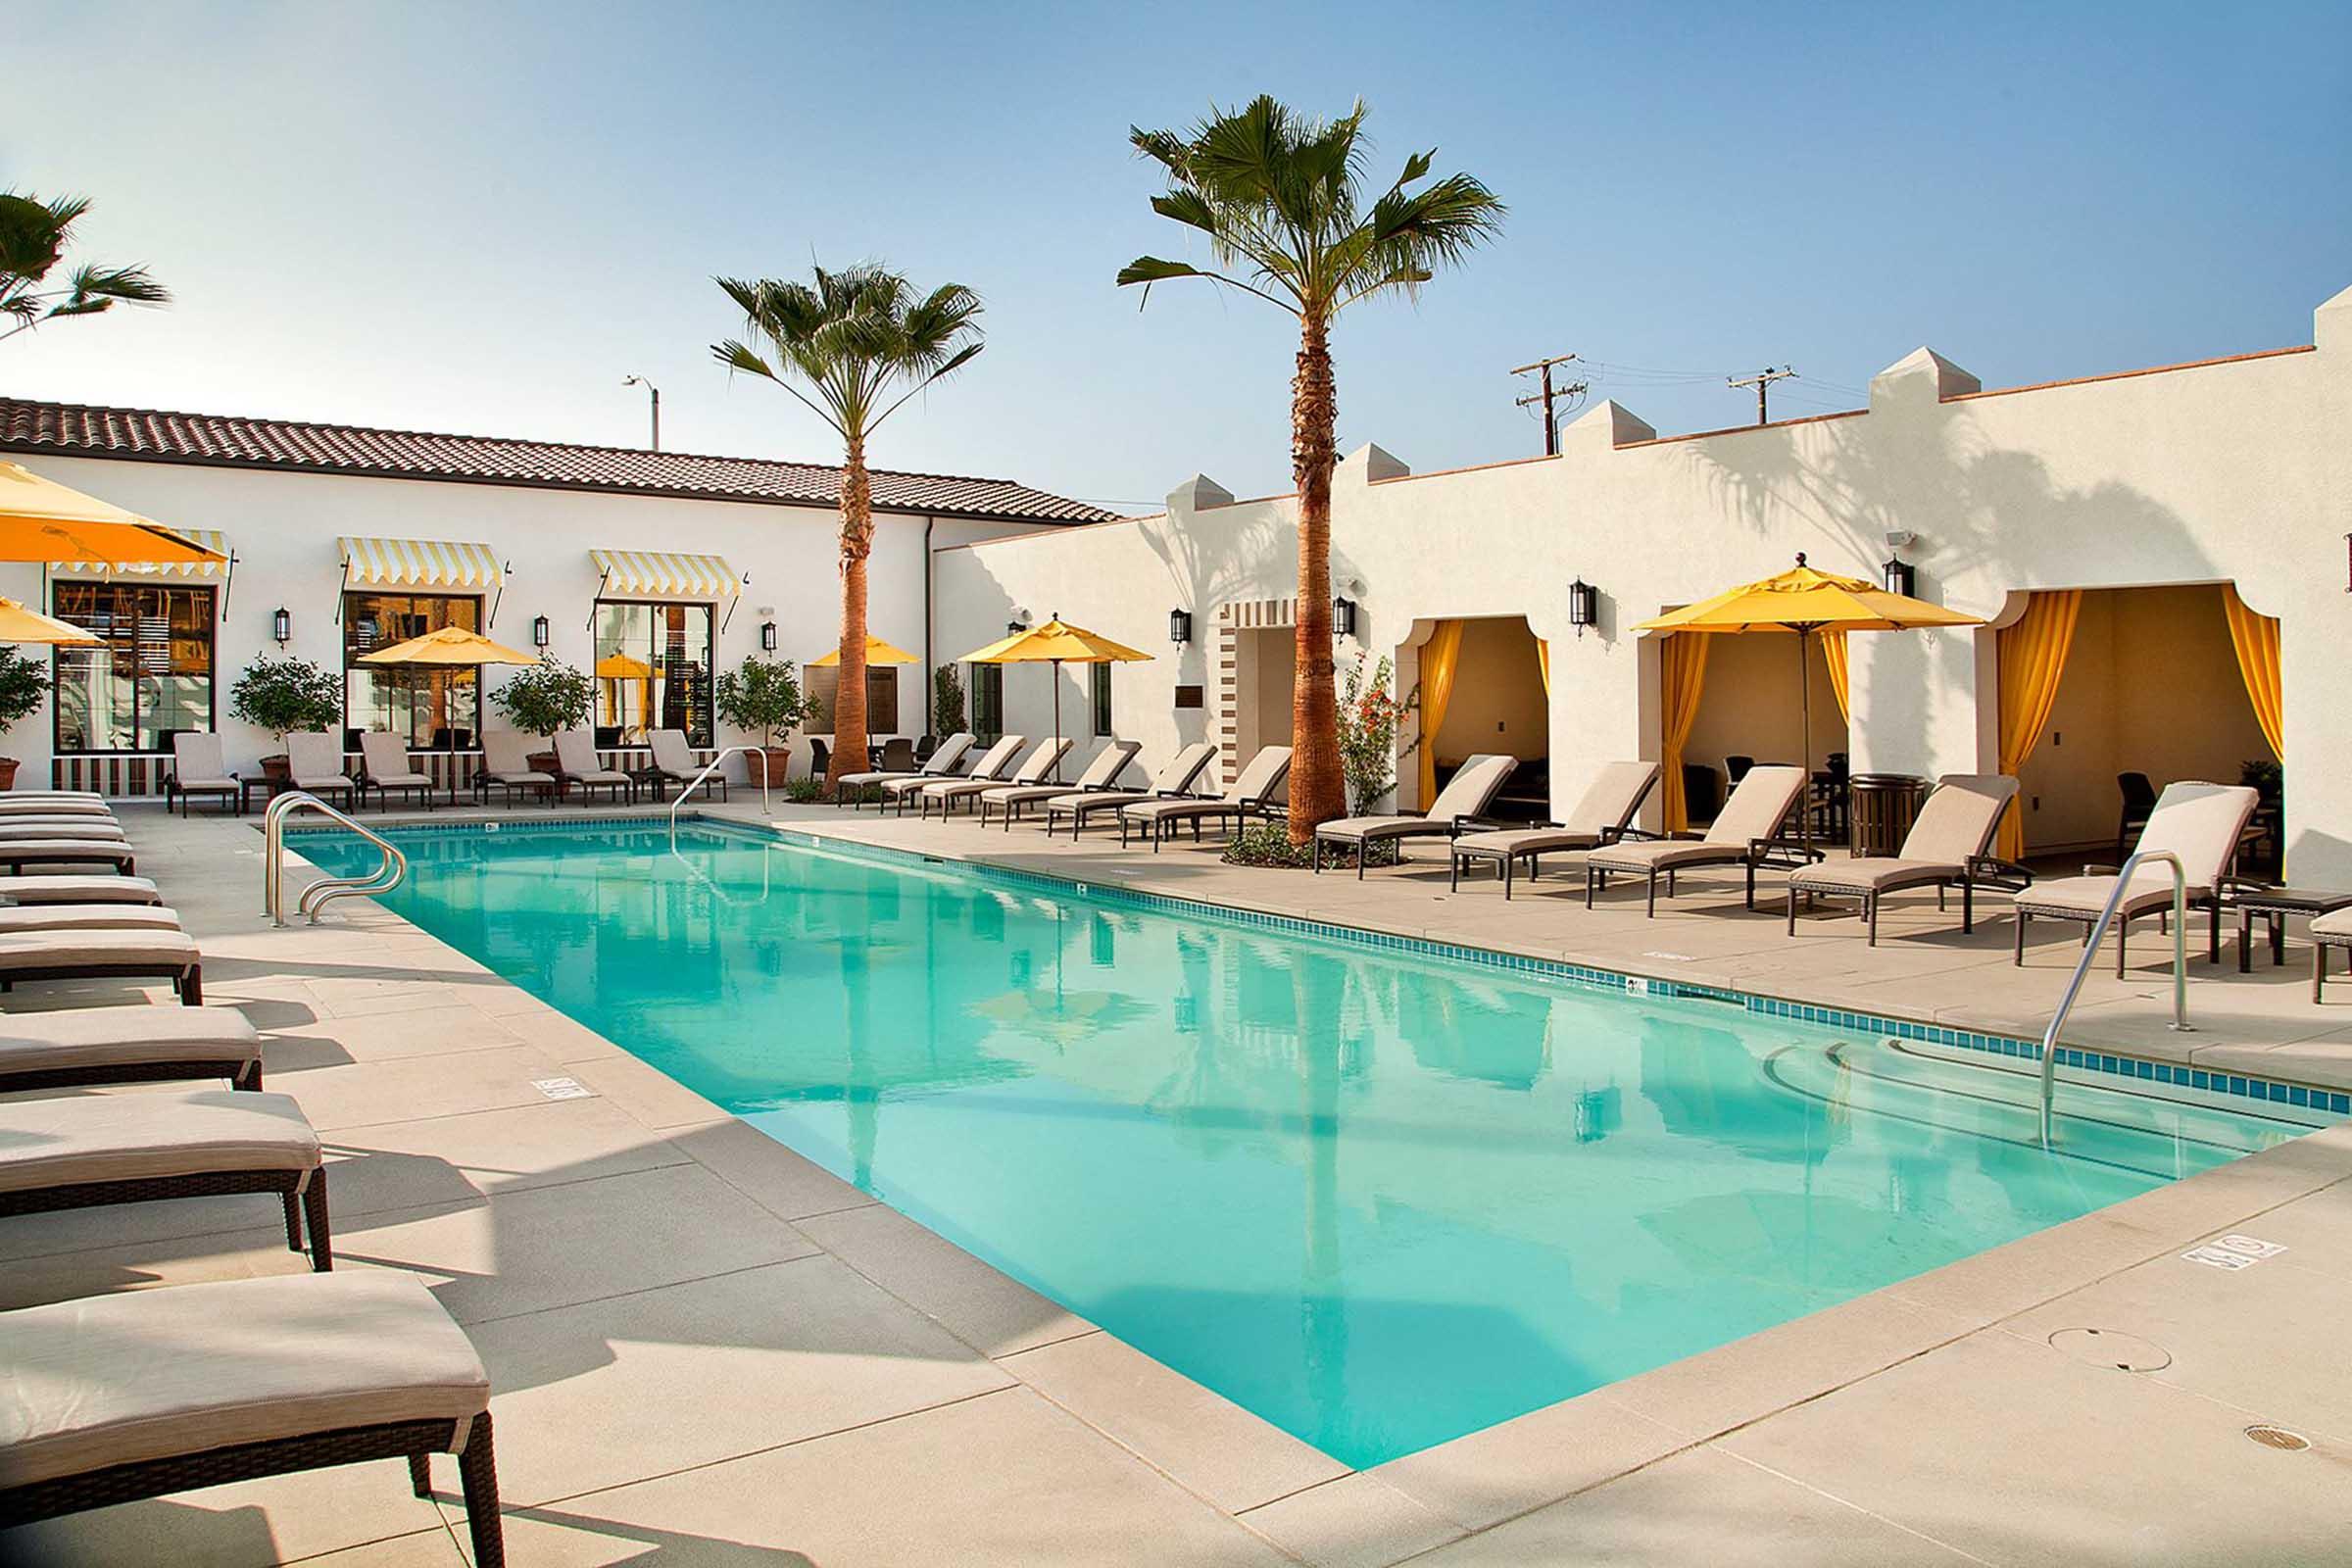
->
[933,283,2352,883]
[0,398,1114,795]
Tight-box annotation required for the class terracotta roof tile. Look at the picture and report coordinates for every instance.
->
[0,396,1119,525]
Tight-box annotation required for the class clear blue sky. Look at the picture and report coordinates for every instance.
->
[7,1,2347,510]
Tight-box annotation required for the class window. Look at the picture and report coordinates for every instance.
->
[806,665,900,735]
[1090,662,1113,737]
[592,602,714,746]
[344,592,481,748]
[971,663,1004,740]
[52,583,216,753]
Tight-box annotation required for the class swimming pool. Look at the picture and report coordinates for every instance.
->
[303,818,2318,1467]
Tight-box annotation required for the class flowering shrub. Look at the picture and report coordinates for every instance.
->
[1337,653,1415,816]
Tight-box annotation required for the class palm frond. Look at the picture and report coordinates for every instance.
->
[713,262,984,439]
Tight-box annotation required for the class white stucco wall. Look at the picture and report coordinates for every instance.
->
[2,453,1054,783]
[936,282,2352,882]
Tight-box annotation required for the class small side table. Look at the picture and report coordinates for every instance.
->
[240,776,282,814]
[2235,887,2352,974]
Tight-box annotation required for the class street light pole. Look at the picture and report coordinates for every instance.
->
[622,374,661,451]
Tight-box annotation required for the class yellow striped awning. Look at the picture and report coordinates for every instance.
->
[338,536,504,590]
[53,528,233,579]
[589,549,742,601]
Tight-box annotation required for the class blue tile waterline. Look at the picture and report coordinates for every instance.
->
[300,819,2334,1466]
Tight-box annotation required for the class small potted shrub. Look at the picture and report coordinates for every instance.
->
[932,662,965,737]
[492,658,594,768]
[716,655,808,789]
[229,655,344,782]
[0,647,53,790]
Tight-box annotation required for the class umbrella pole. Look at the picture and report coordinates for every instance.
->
[1797,626,1813,852]
[1051,659,1063,782]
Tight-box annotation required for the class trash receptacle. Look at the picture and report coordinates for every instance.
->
[1848,773,1928,857]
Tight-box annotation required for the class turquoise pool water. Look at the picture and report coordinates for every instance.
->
[304,820,2312,1467]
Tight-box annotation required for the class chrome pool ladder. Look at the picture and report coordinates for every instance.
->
[2036,847,2192,1144]
[667,744,773,848]
[263,790,409,927]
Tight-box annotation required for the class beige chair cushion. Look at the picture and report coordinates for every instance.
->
[0,841,133,867]
[0,875,164,906]
[0,1089,318,1195]
[2018,872,2202,919]
[1006,739,1072,785]
[0,1004,258,1077]
[1588,837,1750,874]
[1122,796,1250,824]
[1791,857,1956,896]
[0,929,198,974]
[1318,814,1457,846]
[0,819,129,842]
[1453,827,1603,859]
[1226,747,1294,804]
[2312,907,2352,946]
[0,905,181,934]
[1705,764,1808,846]
[1899,774,2019,863]
[479,730,541,776]
[0,1271,488,1488]
[1146,743,1219,795]
[2135,781,2261,886]
[553,730,631,785]
[0,800,115,816]
[1561,761,1660,838]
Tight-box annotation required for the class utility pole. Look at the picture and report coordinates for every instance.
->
[623,374,661,451]
[1511,353,1588,456]
[1728,366,1796,425]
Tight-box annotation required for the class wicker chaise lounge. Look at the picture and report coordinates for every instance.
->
[639,729,724,802]
[0,1004,263,1094]
[0,818,128,842]
[882,735,1023,813]
[0,875,164,906]
[1785,774,2024,945]
[165,733,240,817]
[0,904,182,934]
[0,1271,505,1565]
[0,796,115,818]
[919,738,1066,820]
[2011,780,2259,975]
[0,928,204,1004]
[1120,747,1293,851]
[1043,742,1217,839]
[0,1089,331,1270]
[474,731,557,806]
[979,739,1139,828]
[1448,760,1660,896]
[0,837,136,875]
[358,732,437,811]
[838,732,975,807]
[1583,764,1809,916]
[2313,907,2352,1002]
[285,733,358,809]
[554,730,637,804]
[1311,753,1519,877]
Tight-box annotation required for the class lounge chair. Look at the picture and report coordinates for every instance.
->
[358,731,437,811]
[474,731,556,806]
[1448,760,1661,896]
[1784,774,2023,945]
[0,1003,263,1093]
[0,904,182,934]
[284,733,358,808]
[1120,747,1294,851]
[1583,764,1809,916]
[0,874,164,906]
[2313,907,2352,1002]
[979,739,1140,828]
[553,730,636,805]
[1311,753,1519,877]
[2011,780,2259,975]
[0,928,204,1004]
[920,738,1070,819]
[166,732,240,817]
[0,797,115,818]
[0,818,128,842]
[0,1271,504,1566]
[839,732,975,808]
[0,1088,330,1269]
[882,734,1023,814]
[0,838,136,875]
[640,729,724,802]
[1043,742,1219,839]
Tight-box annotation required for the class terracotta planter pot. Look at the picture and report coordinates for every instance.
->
[260,754,291,784]
[0,758,20,790]
[750,748,794,787]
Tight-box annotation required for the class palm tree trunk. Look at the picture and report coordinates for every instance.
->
[1287,312,1345,843]
[832,432,873,791]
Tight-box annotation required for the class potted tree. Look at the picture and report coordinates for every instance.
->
[491,658,594,770]
[716,654,807,790]
[932,662,965,739]
[0,647,53,790]
[228,654,344,783]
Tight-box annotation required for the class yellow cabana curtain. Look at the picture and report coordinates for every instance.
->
[1994,589,2083,859]
[1821,631,1850,721]
[1536,638,1550,696]
[2221,585,2283,761]
[1417,620,1465,806]
[1658,632,1711,832]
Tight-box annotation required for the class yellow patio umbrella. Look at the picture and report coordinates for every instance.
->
[1638,553,1984,846]
[0,594,98,646]
[809,634,918,667]
[0,461,226,567]
[358,625,542,666]
[956,615,1153,781]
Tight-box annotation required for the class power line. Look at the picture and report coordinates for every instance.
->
[1727,366,1798,424]
[1510,353,1589,456]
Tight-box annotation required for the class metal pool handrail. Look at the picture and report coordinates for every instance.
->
[263,790,409,927]
[669,744,771,847]
[2037,846,2193,1143]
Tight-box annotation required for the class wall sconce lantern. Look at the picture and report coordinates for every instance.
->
[1006,619,1027,636]
[271,607,291,647]
[1882,556,1917,598]
[531,614,551,649]
[760,620,778,653]
[1332,597,1358,638]
[1567,578,1599,636]
[1169,609,1193,645]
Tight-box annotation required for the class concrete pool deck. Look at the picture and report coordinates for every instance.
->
[4,798,2350,1565]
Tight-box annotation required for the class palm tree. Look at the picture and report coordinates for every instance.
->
[1121,97,1502,843]
[714,265,983,791]
[0,191,170,345]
